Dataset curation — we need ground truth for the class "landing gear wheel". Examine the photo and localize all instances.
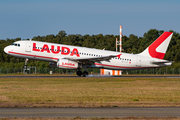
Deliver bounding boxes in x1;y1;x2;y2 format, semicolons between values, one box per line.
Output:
76;71;82;76
83;71;88;77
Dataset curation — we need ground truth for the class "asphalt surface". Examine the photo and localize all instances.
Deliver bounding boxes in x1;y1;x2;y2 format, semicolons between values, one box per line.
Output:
0;75;180;78
0;107;180;118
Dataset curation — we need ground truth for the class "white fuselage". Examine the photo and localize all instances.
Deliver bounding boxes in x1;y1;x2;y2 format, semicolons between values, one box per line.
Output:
4;40;171;70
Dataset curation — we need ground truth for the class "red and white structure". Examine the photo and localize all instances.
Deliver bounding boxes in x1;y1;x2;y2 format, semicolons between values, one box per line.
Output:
120;25;122;52
101;25;123;76
100;69;121;75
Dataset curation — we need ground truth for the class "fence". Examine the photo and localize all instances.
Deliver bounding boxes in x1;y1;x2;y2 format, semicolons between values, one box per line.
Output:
0;67;100;75
123;68;180;75
0;67;180;75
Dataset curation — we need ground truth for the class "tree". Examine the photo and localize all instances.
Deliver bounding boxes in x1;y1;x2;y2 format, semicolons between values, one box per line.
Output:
139;29;160;49
56;30;67;44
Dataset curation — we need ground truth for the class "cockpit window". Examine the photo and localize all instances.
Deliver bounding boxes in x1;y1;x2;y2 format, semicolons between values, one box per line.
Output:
11;43;20;47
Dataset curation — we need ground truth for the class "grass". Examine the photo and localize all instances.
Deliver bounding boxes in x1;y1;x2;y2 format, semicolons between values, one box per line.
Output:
0;77;180;107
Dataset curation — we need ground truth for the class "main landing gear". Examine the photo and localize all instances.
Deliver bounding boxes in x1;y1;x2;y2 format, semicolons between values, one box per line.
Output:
76;70;89;77
76;71;82;76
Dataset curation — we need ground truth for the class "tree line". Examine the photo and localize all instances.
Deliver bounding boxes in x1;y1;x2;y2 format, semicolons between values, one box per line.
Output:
0;29;180;69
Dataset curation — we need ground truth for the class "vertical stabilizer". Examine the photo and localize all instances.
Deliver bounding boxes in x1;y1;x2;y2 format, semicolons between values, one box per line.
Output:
138;32;173;59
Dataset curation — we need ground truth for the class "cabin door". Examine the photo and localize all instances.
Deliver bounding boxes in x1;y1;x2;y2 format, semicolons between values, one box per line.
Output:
26;42;31;52
136;56;141;67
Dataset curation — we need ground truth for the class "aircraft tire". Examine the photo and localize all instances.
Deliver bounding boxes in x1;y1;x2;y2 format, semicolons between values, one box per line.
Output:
83;71;88;77
76;71;82;76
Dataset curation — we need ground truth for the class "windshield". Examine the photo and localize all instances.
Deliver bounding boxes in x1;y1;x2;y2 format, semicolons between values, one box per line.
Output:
11;43;20;47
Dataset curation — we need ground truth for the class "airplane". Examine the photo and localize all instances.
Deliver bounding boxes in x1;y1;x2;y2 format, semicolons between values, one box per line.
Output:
4;31;173;77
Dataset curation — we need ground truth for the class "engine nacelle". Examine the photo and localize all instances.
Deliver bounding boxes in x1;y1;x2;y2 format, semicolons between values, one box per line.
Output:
49;59;80;69
49;62;57;68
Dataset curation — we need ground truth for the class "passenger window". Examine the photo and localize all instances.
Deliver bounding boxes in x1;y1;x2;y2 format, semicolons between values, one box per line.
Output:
18;44;20;47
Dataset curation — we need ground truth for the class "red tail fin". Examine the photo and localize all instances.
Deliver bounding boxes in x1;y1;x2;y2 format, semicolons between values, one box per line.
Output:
139;32;173;59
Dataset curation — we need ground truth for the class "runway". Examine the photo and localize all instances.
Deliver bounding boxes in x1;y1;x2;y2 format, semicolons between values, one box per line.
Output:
0;107;180;118
0;75;180;78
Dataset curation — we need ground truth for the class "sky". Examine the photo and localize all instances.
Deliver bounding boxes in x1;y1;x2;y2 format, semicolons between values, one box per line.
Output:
0;0;180;39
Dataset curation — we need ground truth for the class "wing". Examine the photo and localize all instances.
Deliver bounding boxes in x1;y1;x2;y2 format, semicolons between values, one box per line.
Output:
64;54;121;64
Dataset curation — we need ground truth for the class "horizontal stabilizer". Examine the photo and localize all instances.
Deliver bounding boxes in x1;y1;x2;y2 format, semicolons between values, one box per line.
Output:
150;60;173;65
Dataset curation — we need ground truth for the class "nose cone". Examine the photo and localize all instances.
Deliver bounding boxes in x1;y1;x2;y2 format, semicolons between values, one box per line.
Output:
4;46;9;54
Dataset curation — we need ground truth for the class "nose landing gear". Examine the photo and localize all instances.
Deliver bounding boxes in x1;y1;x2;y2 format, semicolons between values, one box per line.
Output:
23;58;29;74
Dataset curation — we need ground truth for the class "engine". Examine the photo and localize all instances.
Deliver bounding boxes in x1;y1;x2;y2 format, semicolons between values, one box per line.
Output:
49;59;80;69
49;62;57;68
